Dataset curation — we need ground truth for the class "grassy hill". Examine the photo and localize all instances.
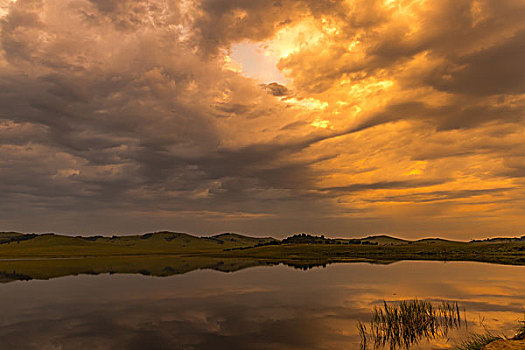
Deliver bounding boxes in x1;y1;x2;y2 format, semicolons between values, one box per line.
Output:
207;233;275;246
0;231;274;258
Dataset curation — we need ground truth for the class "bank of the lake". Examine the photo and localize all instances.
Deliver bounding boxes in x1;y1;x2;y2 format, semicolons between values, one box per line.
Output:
3;232;525;283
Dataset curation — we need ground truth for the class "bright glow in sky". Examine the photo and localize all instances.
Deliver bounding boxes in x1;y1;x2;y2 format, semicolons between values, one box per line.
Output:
230;41;288;84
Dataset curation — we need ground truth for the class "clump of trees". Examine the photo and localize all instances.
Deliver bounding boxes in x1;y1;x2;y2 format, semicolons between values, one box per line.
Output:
281;233;378;245
223;233;379;252
282;233;331;244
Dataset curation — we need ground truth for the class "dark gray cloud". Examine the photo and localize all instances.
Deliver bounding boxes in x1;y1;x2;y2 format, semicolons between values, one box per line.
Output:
427;29;525;96
320;179;450;193
262;82;290;97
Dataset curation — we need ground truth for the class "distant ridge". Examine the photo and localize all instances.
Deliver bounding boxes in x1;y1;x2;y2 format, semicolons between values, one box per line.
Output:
209;232;275;245
360;235;408;245
0;231;423;246
3;230;524;246
416;238;459;244
470;236;525;243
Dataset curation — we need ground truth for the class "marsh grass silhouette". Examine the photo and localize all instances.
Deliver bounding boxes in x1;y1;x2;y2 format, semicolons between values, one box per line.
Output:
358;299;464;349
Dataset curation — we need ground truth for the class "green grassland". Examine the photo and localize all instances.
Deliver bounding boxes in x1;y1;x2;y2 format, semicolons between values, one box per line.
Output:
1;231;525;283
214;239;525;266
0;231;275;258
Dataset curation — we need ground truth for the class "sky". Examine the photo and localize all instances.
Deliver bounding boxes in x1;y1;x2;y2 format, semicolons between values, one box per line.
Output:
0;0;524;239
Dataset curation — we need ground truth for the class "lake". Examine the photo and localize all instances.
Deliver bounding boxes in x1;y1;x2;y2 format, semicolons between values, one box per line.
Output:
0;261;524;349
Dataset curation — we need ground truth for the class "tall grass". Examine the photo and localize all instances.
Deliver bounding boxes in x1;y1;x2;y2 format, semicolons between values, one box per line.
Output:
456;313;525;349
358;299;464;350
456;333;500;350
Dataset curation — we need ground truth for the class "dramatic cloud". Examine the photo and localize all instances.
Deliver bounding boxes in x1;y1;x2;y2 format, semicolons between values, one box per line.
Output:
0;0;524;238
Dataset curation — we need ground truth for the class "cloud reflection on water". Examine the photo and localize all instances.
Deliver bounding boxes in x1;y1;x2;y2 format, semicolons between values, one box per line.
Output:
0;261;524;349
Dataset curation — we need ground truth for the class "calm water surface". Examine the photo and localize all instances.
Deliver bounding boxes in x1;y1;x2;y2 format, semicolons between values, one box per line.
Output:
0;261;524;349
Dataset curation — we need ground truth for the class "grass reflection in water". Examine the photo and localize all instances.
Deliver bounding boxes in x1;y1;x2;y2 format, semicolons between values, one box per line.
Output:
358;299;464;349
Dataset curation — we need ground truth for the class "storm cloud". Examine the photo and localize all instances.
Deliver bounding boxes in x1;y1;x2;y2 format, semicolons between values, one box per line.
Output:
0;0;524;238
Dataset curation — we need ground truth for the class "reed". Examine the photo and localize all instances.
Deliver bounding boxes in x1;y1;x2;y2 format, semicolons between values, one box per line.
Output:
358;299;464;349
